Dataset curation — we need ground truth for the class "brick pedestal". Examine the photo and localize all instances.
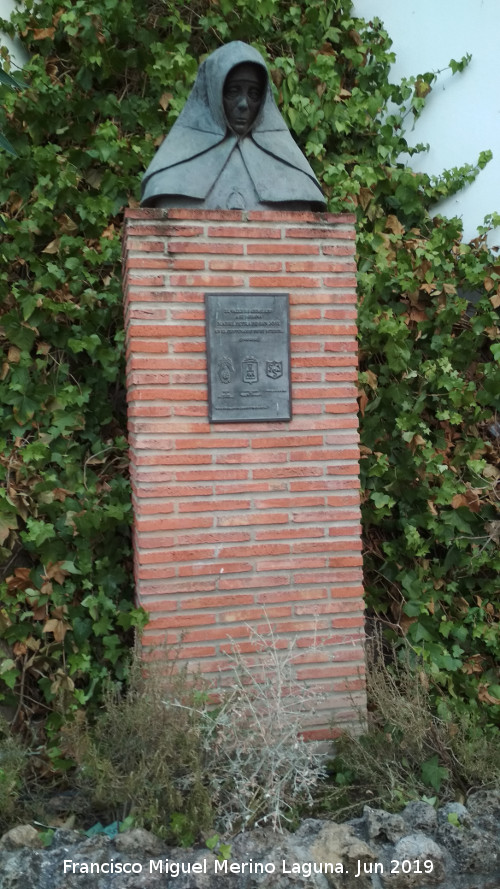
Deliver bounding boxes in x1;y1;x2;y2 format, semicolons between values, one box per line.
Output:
123;208;365;739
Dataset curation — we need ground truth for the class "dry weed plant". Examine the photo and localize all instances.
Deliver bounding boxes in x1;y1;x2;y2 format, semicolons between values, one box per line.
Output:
0;718;29;831
328;639;500;814
65;653;213;841
67;625;330;838
189;622;329;833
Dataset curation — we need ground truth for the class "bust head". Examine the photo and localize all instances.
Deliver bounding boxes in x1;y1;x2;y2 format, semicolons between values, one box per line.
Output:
223;62;265;136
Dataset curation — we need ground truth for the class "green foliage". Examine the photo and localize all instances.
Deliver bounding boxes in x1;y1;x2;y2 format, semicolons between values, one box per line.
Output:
0;0;498;750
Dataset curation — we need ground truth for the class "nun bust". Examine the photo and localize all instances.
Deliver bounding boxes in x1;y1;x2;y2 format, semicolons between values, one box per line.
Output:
141;41;326;211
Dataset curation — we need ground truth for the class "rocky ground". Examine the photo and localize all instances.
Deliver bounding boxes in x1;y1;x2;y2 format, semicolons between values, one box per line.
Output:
0;790;499;889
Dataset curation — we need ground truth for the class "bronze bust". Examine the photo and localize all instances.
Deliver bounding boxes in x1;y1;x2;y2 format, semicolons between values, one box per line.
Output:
141;41;326;211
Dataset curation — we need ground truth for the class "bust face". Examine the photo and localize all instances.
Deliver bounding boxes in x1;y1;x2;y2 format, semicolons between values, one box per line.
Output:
223;63;265;136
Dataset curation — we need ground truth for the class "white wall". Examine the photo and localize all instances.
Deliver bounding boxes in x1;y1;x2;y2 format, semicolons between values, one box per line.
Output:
0;0;28;68
354;0;500;246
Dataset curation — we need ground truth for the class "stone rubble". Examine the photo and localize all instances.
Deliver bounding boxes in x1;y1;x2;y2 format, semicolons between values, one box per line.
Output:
0;790;499;889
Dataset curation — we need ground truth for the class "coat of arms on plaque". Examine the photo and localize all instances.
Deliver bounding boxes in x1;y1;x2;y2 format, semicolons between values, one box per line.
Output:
218;357;234;384
242;357;258;383
266;360;283;379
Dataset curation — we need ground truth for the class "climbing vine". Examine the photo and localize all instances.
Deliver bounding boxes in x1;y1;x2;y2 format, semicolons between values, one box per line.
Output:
0;0;498;750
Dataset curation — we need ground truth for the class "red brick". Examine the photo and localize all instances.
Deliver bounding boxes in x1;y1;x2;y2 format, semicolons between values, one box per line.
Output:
250;434;323;450
127;324;200;339
133;453;211;466
323;276;357;287
170;308;205;320
291;323;357;336
126;341;169;354
165;208;243;221
143;580;216;596
208;225;281;239
171;258;206;270
217;512;288;527
178;561;252;577
220;605;291;624
174;436;248;450
128;223;205;237
219;542;290;559
127;274;165;286
176;468;249;481
246;242;320;255
169;240;244;254
126;257;171;269
214;481;270;495
252;465;323;479
218;574;289;591
293;569;363;585
137;516;213;532
143;644;217;660
147;613;217;629
130;387;206;401
138;566;177;580
285;260;355;273
256;556;326;572
169;274;245;287
256;587;327;604
249;275;320;288
209;259;282;272
175;531;250;546
180;594;255;610
130;240;165;253
322;244;356;256
179;499;251;513
285;227;352;239
255;527;324;542
247;210;317;222
127;309;168;322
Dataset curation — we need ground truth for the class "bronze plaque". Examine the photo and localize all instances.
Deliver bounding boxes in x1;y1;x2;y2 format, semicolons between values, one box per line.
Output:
205;293;291;422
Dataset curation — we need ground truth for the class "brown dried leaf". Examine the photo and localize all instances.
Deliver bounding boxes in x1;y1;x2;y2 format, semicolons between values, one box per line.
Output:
385;214;405;236
358;187;373;211
451;493;469;509
32;604;48;621
489;291;500;309
6;567;31;591
42;238;60;254
43;618;68;642
478;684;500;706
442;282;456;296
427;500;438;517
399;614;417;635
483;463;500;480
358;389;368;417
57;213;78;233
44;561;70;584
159;91;173;111
32;27;56;39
